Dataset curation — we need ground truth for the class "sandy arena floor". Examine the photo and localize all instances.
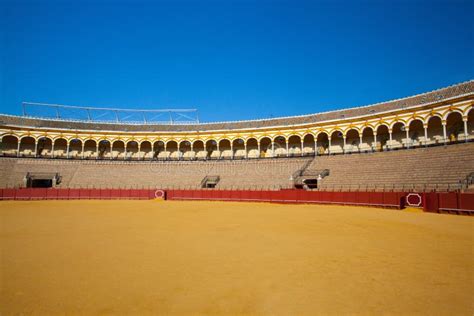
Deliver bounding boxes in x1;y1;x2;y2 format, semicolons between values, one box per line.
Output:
0;200;472;315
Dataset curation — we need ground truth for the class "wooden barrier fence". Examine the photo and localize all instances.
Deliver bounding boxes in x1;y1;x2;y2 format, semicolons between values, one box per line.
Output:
1;188;472;214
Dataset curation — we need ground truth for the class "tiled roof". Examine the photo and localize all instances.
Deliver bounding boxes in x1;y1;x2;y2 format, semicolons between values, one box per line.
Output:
0;80;472;132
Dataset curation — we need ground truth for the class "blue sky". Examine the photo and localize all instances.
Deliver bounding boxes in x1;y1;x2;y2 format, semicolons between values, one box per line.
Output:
1;0;472;122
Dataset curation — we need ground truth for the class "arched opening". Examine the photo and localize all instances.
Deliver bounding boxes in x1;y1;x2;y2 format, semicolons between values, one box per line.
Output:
446;111;464;142
98;140;111;159
260;137;272;158
427;116;443;145
345;129;360;153
232;138;245;159
1;135;19;156
126;141;139;160
37;137;53;157
53;138;68;158
154;141;165;159
246;138;259;158
302;134;315;156
316;133;329;155
179;141;192;160
140;141;152;160
219;139;232;159
408;120;425;147
360;127;374;152
467;108;474;141
83;140;97;159
193;140;205;160
288;135;302;156
376;125;390;151
112;140;125;160
206;140;219;159
330;130;344;154
167;141;179;160
273;136;286;157
19;136;36;157
391;122;406;149
69;139;82;159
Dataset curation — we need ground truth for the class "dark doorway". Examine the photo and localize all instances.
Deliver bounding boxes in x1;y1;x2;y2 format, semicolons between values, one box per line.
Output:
31;179;53;188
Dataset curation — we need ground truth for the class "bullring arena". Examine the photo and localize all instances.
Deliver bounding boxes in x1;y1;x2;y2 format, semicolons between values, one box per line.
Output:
1;81;474;315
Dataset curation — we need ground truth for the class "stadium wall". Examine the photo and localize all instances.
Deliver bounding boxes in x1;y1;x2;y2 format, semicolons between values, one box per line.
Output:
1;188;473;214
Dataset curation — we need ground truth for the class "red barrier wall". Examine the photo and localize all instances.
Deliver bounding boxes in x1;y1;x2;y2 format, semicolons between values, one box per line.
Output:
1;188;472;213
165;189;407;209
0;188;157;201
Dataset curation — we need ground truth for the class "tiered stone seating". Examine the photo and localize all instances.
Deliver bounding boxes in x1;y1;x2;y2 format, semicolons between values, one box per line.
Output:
1;143;472;191
307;142;474;191
0;157;311;190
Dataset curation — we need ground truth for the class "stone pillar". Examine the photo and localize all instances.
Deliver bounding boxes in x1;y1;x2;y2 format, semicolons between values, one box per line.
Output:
328;138;331;155
314;139;318;156
271;141;275;157
286;141;289;157
244;143;248;159
96;144;99;159
300;141;304;156
423;125;428;146
81;143;85;159
463;118;468;142
51;141;55;158
343;136;346;154
388;130;393;150
442;122;447;144
35;140;39;157
373;133;377;151
17;141;21;157
66;142;70;159
405;128;410;148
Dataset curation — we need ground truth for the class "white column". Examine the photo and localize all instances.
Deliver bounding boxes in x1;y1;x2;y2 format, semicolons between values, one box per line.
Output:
17;141;21;157
96;144;99;159
442;122;447;144
244;143;248;159
314;139;318;156
359;135;363;151
271;141;275;157
463;119;468;142
423;125;428;146
328;138;331;154
138;143;142;160
373;133;377;151
231;143;234;159
51;141;55;158
405;128;410;148
343;136;346;154
388;130;392;150
286;141;289;157
257;142;261;158
110;143;113;160
35;140;39;157
124;145;127;160
300;141;304;156
81;143;85;159
66;142;70;159
217;142;220;159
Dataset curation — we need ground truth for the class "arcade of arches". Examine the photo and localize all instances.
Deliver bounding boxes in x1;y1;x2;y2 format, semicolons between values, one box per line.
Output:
1;110;473;160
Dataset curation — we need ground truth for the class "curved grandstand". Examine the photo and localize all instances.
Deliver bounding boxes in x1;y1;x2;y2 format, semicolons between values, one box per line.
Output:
1;80;473;191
